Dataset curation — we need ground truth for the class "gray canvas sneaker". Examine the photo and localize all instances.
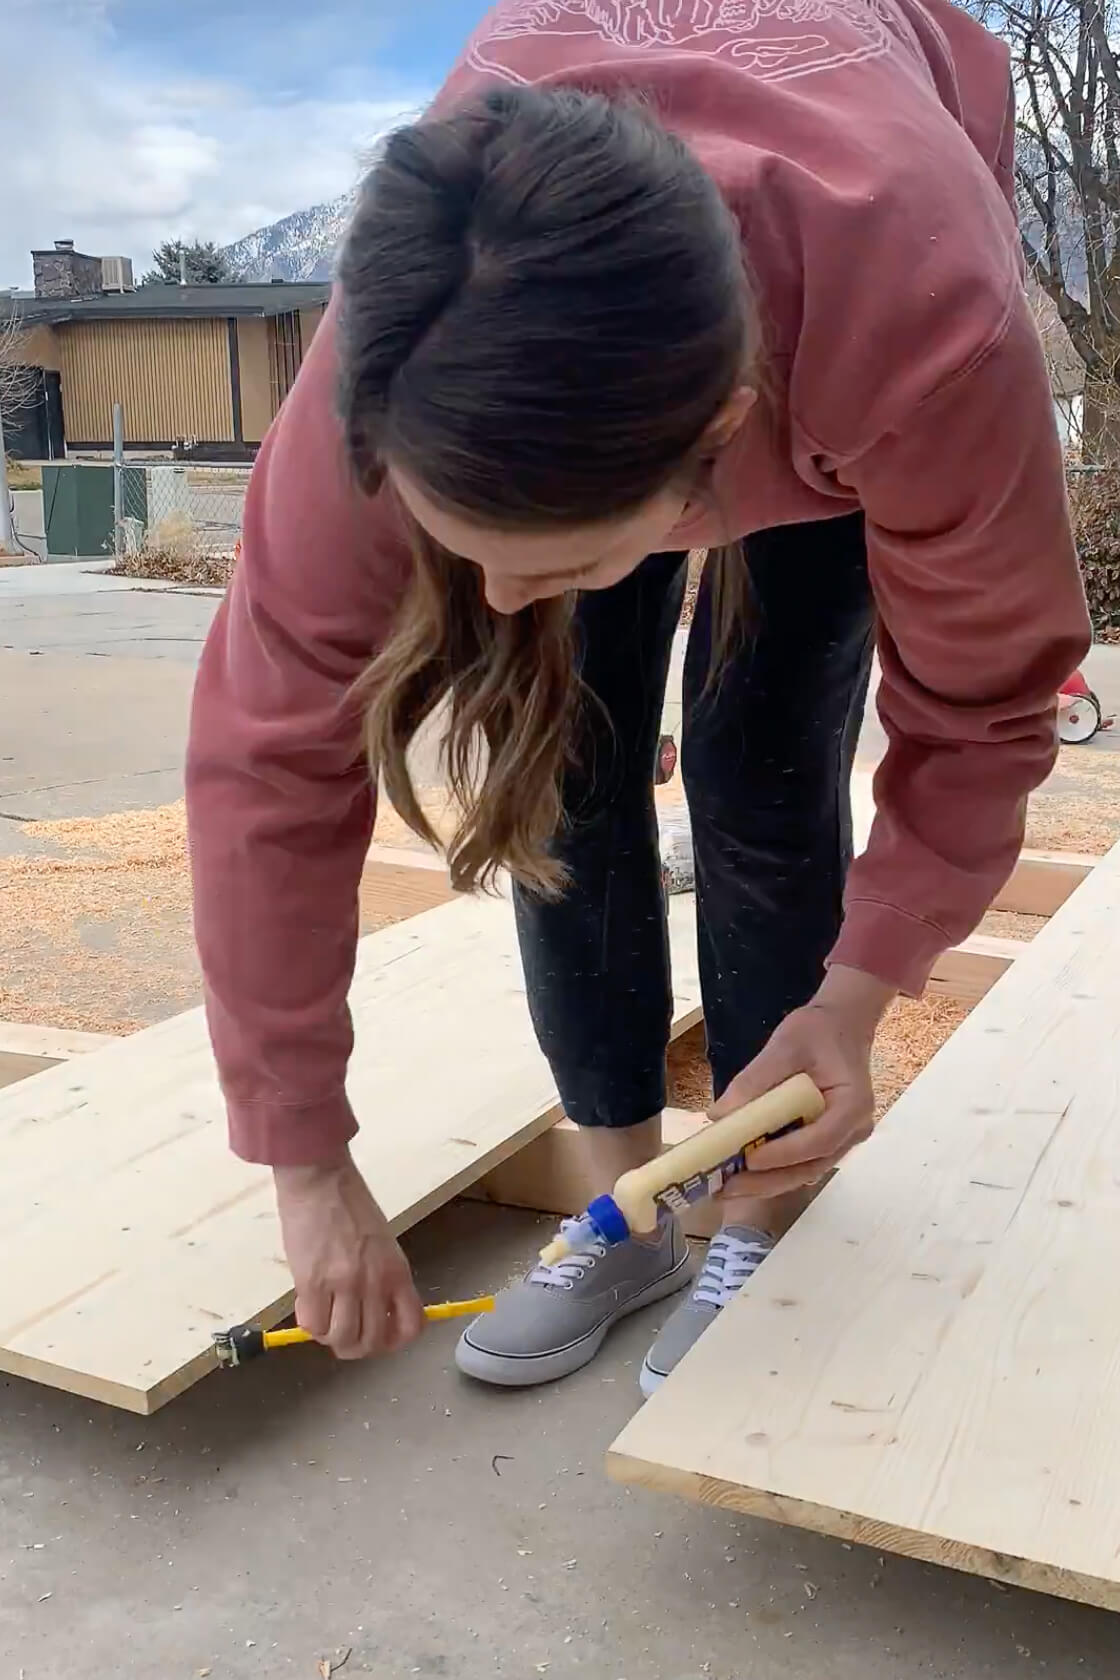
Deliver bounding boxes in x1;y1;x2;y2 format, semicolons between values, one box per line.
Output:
455;1214;693;1386
639;1225;774;1398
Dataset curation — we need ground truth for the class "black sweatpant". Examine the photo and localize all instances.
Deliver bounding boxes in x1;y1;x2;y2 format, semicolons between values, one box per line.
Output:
512;515;875;1129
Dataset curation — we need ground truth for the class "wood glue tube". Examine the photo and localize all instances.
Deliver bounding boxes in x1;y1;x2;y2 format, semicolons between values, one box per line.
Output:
537;1074;825;1265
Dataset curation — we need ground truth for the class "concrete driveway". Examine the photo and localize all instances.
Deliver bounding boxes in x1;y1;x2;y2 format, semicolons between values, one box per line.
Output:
3;566;1120;1679
5;564;1118;847
0;564;220;850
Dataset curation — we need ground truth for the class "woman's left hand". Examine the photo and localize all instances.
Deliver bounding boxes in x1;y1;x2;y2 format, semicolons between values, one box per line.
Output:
712;965;896;1198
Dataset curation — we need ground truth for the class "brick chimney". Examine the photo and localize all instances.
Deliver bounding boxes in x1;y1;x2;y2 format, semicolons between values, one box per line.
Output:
32;239;104;301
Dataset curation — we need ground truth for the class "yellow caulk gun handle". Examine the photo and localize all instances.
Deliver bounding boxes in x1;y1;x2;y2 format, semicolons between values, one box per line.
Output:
216;1297;495;1366
423;1296;495;1322
262;1296;492;1345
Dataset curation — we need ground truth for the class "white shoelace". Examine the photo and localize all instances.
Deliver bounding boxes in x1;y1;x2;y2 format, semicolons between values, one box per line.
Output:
693;1230;773;1309
529;1218;608;1290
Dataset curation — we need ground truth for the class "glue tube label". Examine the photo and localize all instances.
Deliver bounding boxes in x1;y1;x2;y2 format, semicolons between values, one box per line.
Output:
653;1120;803;1216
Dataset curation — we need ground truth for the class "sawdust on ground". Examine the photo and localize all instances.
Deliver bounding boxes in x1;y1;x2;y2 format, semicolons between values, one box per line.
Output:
0;801;454;1034
2;735;1117;1040
667;993;971;1121
978;908;1048;942
1023;741;1120;853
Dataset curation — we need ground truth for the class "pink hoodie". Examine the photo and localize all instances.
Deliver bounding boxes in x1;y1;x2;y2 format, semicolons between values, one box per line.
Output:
187;0;1090;1166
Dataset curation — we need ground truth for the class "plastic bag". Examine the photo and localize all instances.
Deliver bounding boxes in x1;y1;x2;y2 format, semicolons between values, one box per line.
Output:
658;806;694;895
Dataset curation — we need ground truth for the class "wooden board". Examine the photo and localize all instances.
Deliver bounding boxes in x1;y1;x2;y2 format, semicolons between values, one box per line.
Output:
358;856;456;922
925;933;1024;1003
0;1021;118;1059
991;851;1096;917
608;841;1120;1611
0;891;701;1414
0;1051;61;1090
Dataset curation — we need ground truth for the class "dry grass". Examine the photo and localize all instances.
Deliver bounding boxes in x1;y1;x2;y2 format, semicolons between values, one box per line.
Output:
109;546;234;589
5;459;41;491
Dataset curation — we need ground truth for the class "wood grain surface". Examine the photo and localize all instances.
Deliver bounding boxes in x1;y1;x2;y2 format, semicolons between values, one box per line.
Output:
608;842;1120;1610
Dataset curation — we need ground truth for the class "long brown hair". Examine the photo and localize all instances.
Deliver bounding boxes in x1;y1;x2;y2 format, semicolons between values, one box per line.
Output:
336;86;754;894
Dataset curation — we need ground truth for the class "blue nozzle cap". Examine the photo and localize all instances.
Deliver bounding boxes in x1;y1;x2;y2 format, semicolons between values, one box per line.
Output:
586;1193;631;1247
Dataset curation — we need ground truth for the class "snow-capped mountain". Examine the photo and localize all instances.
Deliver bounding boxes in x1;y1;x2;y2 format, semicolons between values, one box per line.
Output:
223;192;355;283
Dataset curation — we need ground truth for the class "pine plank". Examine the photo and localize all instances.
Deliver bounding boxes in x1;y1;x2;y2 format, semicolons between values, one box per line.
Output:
608;841;1120;1611
0;1051;61;1090
0;1021;119;1059
0;891;701;1414
991;851;1096;917
925;933;1025;1002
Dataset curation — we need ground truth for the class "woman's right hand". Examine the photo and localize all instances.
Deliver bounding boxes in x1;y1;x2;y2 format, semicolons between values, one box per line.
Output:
274;1153;427;1360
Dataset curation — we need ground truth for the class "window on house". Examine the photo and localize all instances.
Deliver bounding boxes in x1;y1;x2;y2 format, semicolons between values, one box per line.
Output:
267;311;303;411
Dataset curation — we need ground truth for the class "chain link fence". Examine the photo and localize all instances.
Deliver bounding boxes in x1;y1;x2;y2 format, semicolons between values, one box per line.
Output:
118;463;249;584
27;459;248;582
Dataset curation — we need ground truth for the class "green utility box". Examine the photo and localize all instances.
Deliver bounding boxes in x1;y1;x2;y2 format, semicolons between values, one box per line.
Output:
41;465;148;560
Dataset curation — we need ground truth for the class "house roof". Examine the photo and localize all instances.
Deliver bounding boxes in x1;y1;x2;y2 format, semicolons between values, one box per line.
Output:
3;282;331;326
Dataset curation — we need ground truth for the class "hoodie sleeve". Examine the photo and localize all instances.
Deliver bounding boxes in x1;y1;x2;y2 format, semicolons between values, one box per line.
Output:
828;290;1090;995
185;304;411;1166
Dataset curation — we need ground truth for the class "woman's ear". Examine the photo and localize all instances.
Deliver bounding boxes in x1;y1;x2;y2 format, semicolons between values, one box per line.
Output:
701;386;757;452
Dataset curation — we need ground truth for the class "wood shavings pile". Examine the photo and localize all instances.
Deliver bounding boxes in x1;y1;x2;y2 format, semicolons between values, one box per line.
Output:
0;803;195;1034
0;801;454;1034
979;908;1048;943
680;550;706;625
667;994;971;1121
869;994;971;1114
1024;795;1118;855
3;730;1114;1043
1023;742;1120;854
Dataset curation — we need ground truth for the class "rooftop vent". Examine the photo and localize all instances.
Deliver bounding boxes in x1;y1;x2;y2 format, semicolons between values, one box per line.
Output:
101;256;134;293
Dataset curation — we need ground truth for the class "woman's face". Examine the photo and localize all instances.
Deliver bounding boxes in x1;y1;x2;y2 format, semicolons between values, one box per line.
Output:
389;468;691;615
388;386;755;615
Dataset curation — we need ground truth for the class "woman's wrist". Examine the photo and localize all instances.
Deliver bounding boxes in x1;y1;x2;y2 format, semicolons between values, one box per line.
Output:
812;963;896;1041
273;1150;355;1190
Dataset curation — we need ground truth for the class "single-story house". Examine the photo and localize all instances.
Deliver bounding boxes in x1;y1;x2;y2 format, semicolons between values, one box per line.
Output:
1;241;330;459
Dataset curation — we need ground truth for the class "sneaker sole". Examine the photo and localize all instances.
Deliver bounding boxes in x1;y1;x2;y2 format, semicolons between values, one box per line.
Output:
638;1355;667;1400
454;1248;694;1388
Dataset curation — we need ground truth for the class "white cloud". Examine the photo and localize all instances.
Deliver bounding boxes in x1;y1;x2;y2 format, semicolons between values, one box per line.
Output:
0;1;431;284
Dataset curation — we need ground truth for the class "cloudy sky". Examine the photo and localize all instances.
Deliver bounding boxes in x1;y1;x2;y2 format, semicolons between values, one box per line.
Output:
2;0;481;286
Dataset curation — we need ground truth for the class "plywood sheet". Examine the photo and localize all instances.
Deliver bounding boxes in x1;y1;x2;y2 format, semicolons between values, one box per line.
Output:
609;842;1120;1610
0;891;701;1413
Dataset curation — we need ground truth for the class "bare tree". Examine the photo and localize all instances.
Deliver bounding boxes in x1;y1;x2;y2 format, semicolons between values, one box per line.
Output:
0;308;37;554
0;308;36;421
975;0;1120;458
